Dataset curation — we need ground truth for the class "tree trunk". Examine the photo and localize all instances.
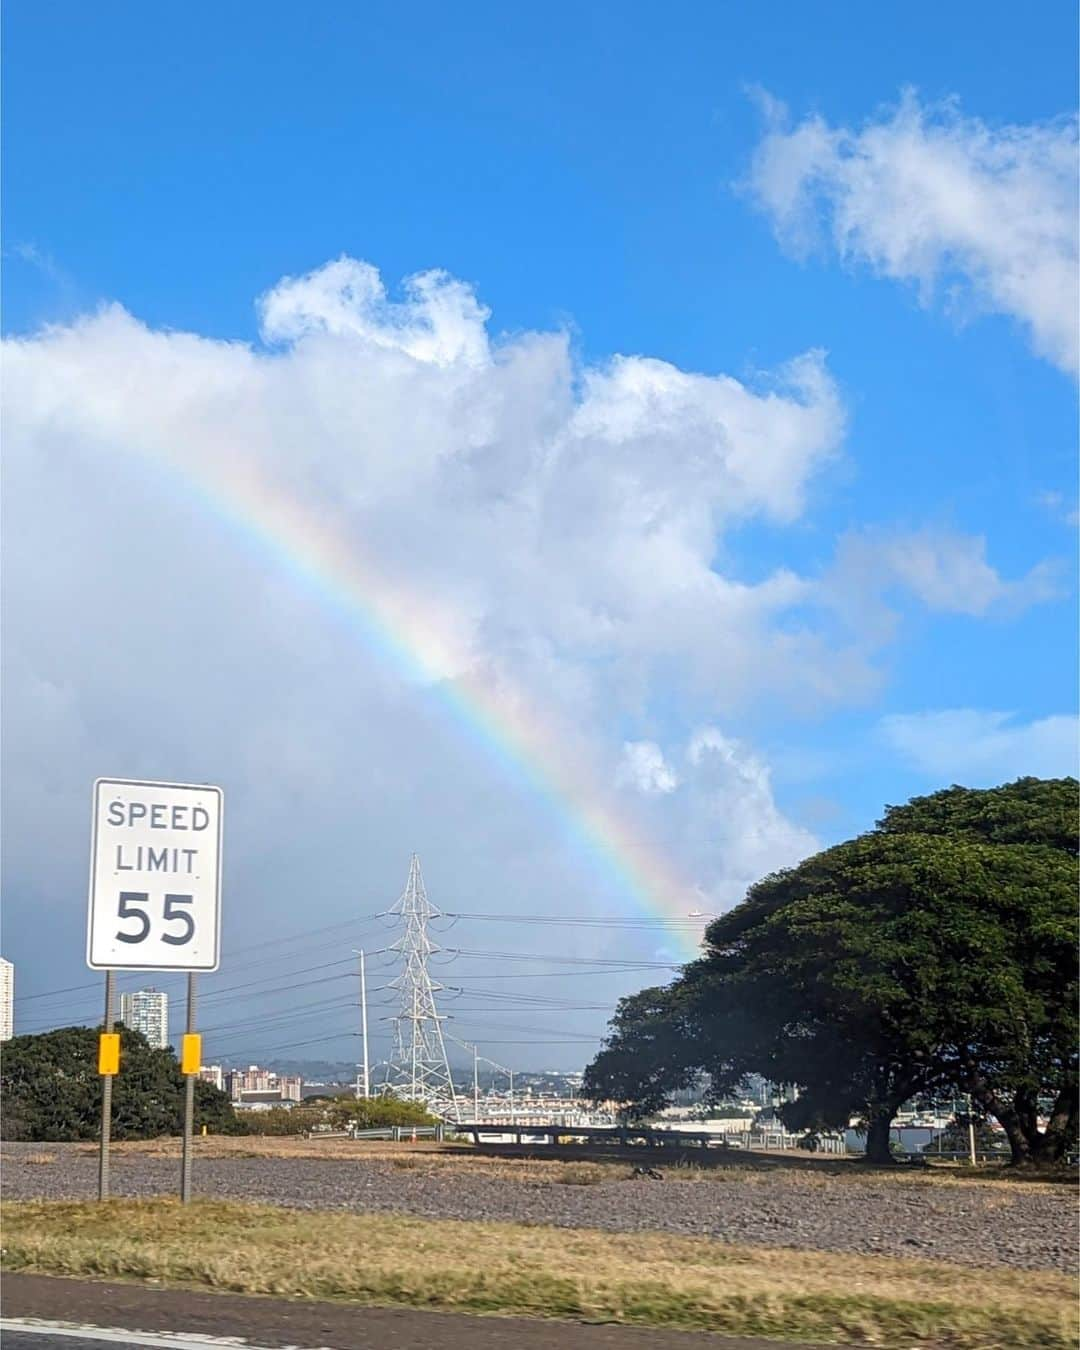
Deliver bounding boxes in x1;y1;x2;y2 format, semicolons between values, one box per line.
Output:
1026;1085;1076;1165
968;1080;1030;1165
960;1060;1026;1165
864;1109;896;1165
1015;1087;1041;1152
970;1080;1075;1167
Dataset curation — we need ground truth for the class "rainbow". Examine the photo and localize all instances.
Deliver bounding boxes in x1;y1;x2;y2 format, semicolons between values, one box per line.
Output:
165;447;704;961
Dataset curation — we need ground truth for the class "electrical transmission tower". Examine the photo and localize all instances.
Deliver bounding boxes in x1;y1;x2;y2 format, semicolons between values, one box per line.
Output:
382;855;459;1119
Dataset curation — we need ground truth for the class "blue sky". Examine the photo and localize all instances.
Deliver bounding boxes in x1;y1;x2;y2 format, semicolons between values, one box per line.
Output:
3;2;1076;1066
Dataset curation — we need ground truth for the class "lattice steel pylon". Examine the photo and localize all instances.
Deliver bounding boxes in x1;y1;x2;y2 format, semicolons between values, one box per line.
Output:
381;855;460;1119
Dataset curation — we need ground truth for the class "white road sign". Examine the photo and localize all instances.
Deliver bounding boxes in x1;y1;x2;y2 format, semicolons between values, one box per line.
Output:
87;778;223;971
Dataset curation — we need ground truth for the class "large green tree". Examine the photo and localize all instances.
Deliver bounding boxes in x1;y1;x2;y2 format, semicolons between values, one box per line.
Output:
875;778;1078;1163
1;1025;241;1141
585;778;1078;1166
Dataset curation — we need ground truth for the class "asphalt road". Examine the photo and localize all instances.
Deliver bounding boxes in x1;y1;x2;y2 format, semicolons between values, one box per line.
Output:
2;1276;831;1350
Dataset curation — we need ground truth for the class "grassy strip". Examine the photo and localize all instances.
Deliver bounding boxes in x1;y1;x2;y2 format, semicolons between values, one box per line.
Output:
2;1199;1076;1347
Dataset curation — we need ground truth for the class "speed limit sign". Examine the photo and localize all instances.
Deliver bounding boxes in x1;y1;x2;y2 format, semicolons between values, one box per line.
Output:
87;778;223;971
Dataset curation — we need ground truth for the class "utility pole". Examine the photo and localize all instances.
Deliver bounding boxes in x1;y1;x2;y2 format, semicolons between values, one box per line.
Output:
411;979;419;1100
355;950;370;1099
383;855;458;1119
473;1043;479;1121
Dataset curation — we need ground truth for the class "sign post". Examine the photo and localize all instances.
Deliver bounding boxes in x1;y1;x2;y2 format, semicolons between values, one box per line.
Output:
98;970;117;1200
88;778;223;1203
180;973;198;1203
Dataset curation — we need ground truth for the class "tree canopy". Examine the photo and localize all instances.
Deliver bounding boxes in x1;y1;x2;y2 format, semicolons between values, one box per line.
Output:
585;777;1078;1165
876;776;1078;853
252;1093;438;1135
1;1025;241;1141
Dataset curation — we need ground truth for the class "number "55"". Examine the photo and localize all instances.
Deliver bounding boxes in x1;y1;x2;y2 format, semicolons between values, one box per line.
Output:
117;892;195;945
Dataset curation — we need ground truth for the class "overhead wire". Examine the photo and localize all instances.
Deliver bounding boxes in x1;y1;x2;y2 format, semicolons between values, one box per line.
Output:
13;913;395;1007
16;903;680;1060
443;910;702;928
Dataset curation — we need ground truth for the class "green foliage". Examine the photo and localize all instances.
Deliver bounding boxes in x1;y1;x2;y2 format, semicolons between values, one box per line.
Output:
1;1025;242;1141
583;985;700;1118
585;778;1079;1166
237;1093;438;1136
242;1106;323;1135
877;777;1078;853
327;1095;438;1130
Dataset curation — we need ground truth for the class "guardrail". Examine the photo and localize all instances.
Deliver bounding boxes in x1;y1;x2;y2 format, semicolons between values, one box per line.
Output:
894;1148;1009;1163
298;1122;1048;1164
347;1125;450;1141
452;1123;847;1154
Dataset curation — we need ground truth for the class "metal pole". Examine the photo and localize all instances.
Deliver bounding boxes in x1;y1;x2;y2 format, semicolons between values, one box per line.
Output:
98;970;116;1201
181;973;197;1203
360;950;369;1099
410;982;418;1101
473;1043;479;1121
965;1093;976;1166
509;1069;514;1123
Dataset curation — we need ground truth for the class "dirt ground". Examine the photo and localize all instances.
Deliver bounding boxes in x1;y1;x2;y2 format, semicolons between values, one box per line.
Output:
4;1138;1075;1272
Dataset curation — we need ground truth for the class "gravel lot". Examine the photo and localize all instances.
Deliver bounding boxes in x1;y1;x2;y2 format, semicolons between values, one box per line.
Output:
3;1141;1075;1274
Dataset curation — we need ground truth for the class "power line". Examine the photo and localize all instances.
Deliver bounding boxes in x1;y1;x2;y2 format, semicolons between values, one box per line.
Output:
444;946;680;968
443;911;702;928
13;915;395;1005
450;967;667;979
466;1039;603;1046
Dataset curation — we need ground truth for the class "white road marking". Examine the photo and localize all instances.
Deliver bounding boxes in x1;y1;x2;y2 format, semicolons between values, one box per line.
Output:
0;1320;331;1350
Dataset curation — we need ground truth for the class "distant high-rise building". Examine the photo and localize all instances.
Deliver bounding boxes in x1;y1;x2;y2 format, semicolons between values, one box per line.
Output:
120;988;169;1049
225;1064;303;1103
0;958;13;1041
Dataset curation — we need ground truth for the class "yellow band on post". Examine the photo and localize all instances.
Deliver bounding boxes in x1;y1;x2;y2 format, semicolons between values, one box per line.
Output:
181;1033;202;1076
98;1033;120;1076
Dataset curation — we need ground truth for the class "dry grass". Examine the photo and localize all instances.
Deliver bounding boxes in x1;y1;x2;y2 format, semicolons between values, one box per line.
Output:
18;1154;57;1167
53;1135;1074;1192
2;1198;1075;1348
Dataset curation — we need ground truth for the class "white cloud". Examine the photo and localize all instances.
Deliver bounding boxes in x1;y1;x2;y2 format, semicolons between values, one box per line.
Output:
681;729;818;900
259;256;492;366
617;742;679;795
747;90;1079;375
880;710;1078;783
832;527;1059;618
3;261;856;723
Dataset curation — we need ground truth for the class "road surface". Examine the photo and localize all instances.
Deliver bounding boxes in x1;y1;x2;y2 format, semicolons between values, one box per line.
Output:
2;1275;830;1349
